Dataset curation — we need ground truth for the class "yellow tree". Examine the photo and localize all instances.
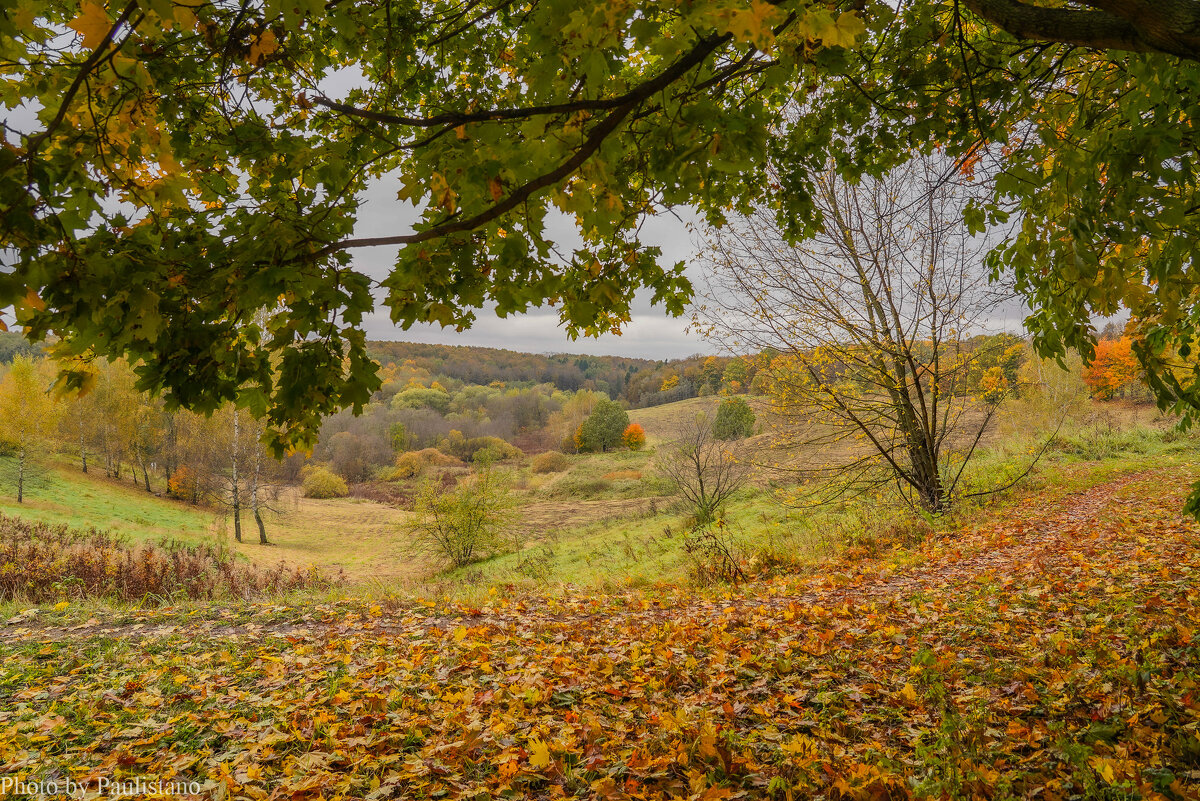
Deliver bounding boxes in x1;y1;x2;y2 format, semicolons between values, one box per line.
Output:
0;357;61;502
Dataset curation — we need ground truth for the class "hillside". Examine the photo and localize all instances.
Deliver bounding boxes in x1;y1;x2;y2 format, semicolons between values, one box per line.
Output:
6;467;1199;798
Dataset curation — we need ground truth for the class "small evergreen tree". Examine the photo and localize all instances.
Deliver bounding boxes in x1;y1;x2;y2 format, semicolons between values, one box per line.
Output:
712;397;755;440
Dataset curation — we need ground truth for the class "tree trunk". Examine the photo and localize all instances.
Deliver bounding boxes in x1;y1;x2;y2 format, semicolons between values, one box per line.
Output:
135;446;152;492
232;408;242;543
251;443;268;544
78;410;87;474
16;447;25;504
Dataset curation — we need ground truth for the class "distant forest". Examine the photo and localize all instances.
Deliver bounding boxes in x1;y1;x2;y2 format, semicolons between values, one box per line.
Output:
365;341;739;408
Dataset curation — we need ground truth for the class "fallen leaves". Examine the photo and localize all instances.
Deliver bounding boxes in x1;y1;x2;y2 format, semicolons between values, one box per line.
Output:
2;469;1200;798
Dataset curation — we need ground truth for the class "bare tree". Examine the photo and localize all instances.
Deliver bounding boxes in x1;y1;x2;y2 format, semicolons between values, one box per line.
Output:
657;413;750;524
696;155;1012;513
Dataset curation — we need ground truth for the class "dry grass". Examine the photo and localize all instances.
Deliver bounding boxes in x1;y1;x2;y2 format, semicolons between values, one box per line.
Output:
240;489;417;583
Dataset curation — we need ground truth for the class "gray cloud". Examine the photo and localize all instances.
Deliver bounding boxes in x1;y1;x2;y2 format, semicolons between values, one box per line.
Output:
348;174;711;359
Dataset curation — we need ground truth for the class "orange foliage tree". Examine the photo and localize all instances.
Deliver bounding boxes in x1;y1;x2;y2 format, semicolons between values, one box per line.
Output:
1083;337;1141;399
622;423;646;451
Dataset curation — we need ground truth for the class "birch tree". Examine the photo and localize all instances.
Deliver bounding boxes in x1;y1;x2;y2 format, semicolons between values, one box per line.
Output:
0;357;61;502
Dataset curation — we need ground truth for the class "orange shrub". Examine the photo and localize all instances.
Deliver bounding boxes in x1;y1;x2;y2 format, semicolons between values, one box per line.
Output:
167;466;195;500
623;423;646;450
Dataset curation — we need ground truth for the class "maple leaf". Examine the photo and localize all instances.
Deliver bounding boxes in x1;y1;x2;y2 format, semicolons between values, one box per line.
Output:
723;1;785;51
248;30;279;65
68;1;112;51
528;739;552;769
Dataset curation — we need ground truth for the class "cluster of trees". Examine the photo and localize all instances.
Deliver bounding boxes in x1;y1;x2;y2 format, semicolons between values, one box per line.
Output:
0;357;277;544
6;0;1200;517
1083;335;1147;401
368;342;757;411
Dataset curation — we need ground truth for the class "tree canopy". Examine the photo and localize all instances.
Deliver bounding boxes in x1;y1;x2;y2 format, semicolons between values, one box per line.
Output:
1;0;863;450
780;0;1200;438
6;0;1200;469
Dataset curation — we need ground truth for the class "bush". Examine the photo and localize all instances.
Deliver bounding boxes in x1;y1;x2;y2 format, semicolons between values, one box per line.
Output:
577;398;630;452
712;396;755;440
302;467;349;498
623;423;646;450
469;436;523;463
393;452;425;479
0;515;337;603
531;452;570;473
409;467;516;567
166;466;196;500
683;519;747;586
387;448;463;481
439;431;523;462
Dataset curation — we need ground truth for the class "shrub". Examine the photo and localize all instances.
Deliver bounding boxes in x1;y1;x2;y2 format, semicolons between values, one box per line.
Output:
683;519;747;586
302;467;349;498
712;396;755;440
578;398;630;452
409;466;516;567
0;515;337;603
387;448;463;481
531;452;570;473
166;466;195;500
469;436;523;463
622;423;646;450
393;452;425;479
439;431;523;463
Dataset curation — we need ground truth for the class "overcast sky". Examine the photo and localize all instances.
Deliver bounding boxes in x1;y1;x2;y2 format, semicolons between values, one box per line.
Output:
349;173;714;360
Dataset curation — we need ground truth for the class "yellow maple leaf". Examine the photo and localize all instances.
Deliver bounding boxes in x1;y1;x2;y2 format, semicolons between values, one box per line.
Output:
68;2;112;51
431;172;458;214
528;739;552;769
724;0;784;51
248;29;279;65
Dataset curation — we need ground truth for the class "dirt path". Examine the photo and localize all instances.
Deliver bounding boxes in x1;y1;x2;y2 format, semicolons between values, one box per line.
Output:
6;469;1186;645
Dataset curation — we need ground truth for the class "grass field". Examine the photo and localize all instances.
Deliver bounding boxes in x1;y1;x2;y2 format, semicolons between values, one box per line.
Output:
0;398;1193;599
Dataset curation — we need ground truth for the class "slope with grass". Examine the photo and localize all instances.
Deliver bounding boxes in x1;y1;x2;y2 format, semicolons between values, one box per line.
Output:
0;460;417;586
4;466;1199;799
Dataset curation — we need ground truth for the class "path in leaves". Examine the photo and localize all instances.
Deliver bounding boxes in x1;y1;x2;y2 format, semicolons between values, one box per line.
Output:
3;468;1200;799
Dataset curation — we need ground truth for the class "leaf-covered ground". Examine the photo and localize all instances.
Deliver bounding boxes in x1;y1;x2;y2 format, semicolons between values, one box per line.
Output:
3;468;1200;800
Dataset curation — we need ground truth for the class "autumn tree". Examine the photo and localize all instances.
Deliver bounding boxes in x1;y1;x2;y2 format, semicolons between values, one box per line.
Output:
658;413;750;525
578;399;630;453
777;0;1200;491
1083;337;1142;400
698;156;1011;514
622;423;647;451
1;1;861;450
0;357;60;502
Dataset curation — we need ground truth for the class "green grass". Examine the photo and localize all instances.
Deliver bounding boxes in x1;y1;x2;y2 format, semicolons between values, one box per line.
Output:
1;399;1192;603
0;457;218;545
